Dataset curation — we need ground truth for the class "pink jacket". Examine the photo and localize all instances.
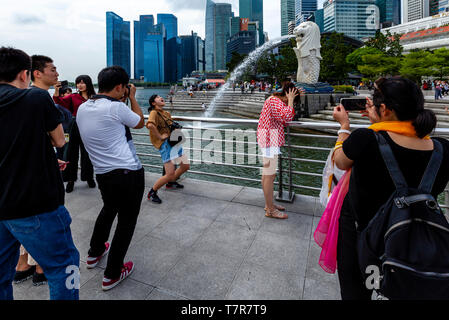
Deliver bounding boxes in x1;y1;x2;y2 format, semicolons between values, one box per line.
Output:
257;96;295;148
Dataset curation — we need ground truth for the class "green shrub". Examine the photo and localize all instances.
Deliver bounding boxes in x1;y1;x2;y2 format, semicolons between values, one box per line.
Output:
332;85;354;93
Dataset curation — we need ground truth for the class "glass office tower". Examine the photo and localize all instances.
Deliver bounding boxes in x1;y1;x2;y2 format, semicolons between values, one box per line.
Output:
239;0;264;45
295;0;318;25
157;14;178;40
134;15;154;80
143;25;165;83
205;0;215;71
106;11;131;77
281;0;296;36
157;14;178;83
323;0;379;41
215;3;233;70
376;0;401;27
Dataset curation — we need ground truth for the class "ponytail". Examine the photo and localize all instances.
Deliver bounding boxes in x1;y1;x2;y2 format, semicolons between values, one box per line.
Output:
412;109;437;138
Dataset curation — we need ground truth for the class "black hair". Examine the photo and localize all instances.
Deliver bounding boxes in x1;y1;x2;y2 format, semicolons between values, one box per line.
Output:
373;76;436;138
0;47;31;83
148;94;158;112
97;66;129;93
31;55;53;81
75;75;96;98
273;80;297;98
60;87;72;97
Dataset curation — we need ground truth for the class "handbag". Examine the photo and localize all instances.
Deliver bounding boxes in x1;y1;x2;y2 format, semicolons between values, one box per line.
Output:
158;112;185;147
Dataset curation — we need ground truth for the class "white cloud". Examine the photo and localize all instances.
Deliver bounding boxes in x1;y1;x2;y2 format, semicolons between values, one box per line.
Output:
1;0;282;81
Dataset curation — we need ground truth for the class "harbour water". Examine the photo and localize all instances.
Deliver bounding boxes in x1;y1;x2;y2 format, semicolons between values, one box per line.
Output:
132;88;333;197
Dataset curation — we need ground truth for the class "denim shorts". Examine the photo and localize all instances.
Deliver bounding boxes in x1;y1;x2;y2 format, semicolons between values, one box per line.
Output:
159;140;184;163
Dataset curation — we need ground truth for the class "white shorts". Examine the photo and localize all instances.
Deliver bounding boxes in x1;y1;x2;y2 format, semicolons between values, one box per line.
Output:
260;147;281;159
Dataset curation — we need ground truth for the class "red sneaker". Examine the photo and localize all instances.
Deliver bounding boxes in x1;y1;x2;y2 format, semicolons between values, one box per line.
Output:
102;261;134;291
86;242;110;269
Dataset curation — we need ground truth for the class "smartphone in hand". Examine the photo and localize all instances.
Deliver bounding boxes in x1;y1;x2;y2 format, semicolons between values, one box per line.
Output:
340;98;367;111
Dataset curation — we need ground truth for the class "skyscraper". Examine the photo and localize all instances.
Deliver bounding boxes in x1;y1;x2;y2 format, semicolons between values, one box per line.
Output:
281;0;296;36
402;0;430;23
215;3;233;70
323;0;379;40
205;0;215;71
295;0;318;26
205;0;233;71
239;0;264;45
157;14;178;40
143;24;165;83
106;12;131;76
180;32;206;78
134;15;154;80
158;14;179;83
376;0;401;27
430;0;449;14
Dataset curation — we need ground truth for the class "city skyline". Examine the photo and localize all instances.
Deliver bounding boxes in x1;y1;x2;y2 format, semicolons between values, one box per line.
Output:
0;0;294;82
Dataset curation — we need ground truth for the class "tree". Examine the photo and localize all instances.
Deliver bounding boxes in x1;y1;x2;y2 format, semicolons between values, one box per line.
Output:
365;30;403;57
226;52;247;73
399;50;433;84
256;40;297;82
429;48;449;80
357;54;402;82
346;47;384;70
319;32;353;84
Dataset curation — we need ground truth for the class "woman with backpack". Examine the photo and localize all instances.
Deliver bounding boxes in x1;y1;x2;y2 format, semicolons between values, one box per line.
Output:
331;77;449;300
146;94;190;204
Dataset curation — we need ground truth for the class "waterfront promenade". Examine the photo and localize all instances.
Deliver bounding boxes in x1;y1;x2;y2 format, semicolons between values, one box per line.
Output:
12;172;340;300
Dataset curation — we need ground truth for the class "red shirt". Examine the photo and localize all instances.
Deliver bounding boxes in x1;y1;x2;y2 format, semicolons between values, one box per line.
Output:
53;93;87;117
257;96;295;148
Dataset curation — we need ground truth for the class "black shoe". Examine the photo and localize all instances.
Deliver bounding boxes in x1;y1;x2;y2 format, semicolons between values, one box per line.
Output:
13;265;36;284
166;181;184;189
66;181;74;193
147;188;162;204
87;179;96;188
32;272;47;286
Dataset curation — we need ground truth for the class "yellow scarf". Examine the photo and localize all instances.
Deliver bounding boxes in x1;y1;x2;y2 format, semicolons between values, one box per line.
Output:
368;121;430;140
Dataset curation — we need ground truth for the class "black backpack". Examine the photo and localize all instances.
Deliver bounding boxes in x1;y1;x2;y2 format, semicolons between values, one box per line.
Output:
357;132;449;300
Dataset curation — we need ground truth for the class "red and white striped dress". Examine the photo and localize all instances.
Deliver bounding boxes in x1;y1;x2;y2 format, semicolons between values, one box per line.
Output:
257;96;295;154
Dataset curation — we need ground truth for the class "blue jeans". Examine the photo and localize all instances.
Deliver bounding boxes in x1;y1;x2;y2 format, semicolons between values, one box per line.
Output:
159;140;184;163
0;206;80;300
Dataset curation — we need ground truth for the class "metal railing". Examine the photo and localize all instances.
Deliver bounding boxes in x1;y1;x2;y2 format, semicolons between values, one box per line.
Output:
134;116;449;211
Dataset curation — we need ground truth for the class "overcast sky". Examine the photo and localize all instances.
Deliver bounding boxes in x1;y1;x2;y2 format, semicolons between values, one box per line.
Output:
1;0;325;81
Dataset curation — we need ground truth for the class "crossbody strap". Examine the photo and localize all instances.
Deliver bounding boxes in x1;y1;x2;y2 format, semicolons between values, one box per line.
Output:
157;111;173;131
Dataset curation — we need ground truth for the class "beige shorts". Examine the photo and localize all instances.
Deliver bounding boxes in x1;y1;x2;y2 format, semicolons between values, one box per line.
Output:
261;155;279;176
19;245;37;266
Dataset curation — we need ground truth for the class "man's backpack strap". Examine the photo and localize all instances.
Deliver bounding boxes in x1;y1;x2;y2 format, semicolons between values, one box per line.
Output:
418;139;443;193
375;132;408;194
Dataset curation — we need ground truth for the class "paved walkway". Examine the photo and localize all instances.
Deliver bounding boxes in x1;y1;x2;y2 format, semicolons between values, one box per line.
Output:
12;173;341;300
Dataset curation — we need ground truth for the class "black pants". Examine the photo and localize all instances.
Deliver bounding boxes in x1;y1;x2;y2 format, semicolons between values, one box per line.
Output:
336;212;372;300
88;168;145;279
63;121;94;182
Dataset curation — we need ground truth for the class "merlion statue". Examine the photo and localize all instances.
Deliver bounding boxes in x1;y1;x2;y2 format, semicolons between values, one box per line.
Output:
293;21;322;84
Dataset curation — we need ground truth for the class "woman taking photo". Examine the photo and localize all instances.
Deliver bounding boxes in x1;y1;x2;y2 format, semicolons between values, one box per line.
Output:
53;75;96;193
257;81;299;219
146;94;190;204
332;77;449;300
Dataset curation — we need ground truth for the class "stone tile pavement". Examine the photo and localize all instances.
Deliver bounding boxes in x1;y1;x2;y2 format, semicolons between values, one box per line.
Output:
12;172;341;300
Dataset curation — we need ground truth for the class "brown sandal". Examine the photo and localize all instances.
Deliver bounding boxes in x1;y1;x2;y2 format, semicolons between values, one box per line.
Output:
264;205;286;211
265;208;288;219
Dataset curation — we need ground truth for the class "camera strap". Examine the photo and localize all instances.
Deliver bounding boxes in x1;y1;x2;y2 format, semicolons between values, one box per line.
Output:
157;111;175;131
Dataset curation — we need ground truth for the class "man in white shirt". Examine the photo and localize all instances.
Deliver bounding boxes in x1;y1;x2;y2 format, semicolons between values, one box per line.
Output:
76;66;145;291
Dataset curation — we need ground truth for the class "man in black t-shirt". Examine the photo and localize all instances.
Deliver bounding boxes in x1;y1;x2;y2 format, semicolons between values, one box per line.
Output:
0;47;79;300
